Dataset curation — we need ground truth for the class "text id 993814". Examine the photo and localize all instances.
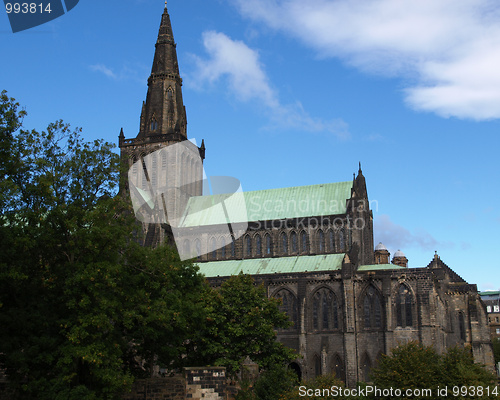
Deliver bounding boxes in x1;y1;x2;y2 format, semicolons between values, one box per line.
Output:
5;3;52;14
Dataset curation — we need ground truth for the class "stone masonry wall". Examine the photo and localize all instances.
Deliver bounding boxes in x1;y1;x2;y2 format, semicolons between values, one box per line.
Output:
185;367;226;400
122;376;186;400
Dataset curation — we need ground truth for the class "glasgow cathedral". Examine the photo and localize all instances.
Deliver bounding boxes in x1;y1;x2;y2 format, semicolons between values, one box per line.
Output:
118;4;495;386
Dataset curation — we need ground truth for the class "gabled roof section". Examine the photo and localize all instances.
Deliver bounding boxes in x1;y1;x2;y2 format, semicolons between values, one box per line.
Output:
197;253;345;278
180;181;353;227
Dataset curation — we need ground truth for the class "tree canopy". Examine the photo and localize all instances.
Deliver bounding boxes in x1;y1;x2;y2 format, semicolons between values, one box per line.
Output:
371;342;497;400
186;273;296;376
0;91;296;399
0;92;207;399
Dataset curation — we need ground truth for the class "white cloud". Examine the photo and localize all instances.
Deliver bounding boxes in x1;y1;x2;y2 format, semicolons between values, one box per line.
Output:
374;214;451;254
189;30;349;138
229;0;500;120
89;64;118;79
89;63;145;83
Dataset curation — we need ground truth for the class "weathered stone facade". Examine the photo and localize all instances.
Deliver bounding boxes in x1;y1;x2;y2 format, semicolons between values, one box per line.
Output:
119;4;495;388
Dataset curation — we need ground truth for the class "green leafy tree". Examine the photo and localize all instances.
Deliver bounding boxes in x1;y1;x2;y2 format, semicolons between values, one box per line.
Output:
188;273;296;376
235;364;298;400
371;342;442;398
492;338;500;364
371;342;497;400
0;93;206;399
0;90;26;211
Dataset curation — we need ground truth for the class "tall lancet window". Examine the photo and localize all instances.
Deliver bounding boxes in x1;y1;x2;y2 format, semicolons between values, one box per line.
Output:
166;87;175;127
220;237;226;259
301;231;308;253
328;229;335;252
364;285;383;329
291;231;298;253
396;284;413;327
281;232;288;255
255;234;262;257
339;228;346;252
274;289;298;330
150;118;158;131
312;288;339;330
265;234;272;256
318;230;325;253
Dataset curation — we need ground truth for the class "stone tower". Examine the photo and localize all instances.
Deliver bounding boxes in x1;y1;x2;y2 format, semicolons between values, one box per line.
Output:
346;164;374;265
119;4;205;246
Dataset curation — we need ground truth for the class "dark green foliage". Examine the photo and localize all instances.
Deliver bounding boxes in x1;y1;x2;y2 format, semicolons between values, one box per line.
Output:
492;338;500;364
371;342;497;400
235;364;299;400
0;93;206;399
252;364;298;400
187;273;296;376
371;342;442;398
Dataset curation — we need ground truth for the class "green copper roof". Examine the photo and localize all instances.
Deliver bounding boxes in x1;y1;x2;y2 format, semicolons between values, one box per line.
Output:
197;253;346;278
180;181;353;227
357;264;407;271
479;291;500;297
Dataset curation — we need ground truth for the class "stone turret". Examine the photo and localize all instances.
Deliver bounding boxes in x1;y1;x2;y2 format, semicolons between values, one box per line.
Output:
374;242;390;264
392;249;408;268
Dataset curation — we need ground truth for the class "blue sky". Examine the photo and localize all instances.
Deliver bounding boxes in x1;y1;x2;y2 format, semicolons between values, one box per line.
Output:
1;0;499;291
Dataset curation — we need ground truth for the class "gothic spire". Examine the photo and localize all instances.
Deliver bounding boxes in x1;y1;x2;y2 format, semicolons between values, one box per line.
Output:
151;3;179;76
137;4;187;140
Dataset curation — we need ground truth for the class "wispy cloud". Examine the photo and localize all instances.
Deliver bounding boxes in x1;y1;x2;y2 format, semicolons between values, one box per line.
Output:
229;0;500;120
374;214;452;254
188;30;349;139
89;64;118;79
89;63;146;83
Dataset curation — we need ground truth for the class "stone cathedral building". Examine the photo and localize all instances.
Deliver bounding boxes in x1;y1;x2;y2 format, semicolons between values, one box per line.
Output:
119;5;495;386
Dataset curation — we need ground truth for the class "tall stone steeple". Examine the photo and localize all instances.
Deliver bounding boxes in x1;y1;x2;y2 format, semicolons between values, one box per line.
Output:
137;2;187;141
119;4;205;247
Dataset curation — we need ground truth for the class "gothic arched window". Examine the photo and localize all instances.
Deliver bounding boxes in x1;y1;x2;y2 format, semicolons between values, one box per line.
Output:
220;237;226;259
333;355;344;382
245;235;252;257
318;230;325;253
312;288;339;330
291;231;298;253
166;87;173;99
364;285;382;329
362;354;372;382
195;239;202;260
274;289;298;330
255;234;262;257
339;228;346;251
230;240;235;258
396;284;413;327
281;232;288;255
150;119;158;131
301;231;308;253
328;229;335;252
265;234;272;256
210;237;217;260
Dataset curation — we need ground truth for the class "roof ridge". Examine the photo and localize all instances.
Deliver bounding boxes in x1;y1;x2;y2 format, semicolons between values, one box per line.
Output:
193;180;353;199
